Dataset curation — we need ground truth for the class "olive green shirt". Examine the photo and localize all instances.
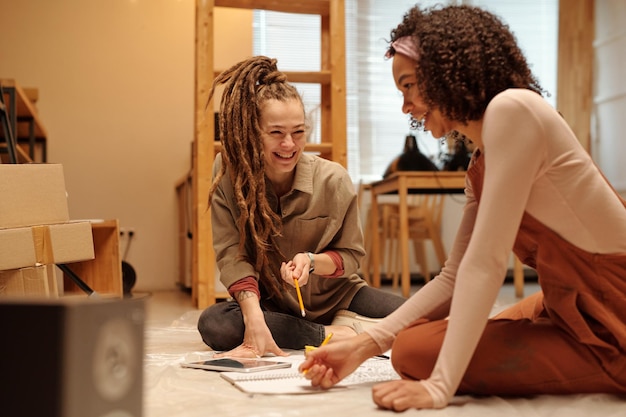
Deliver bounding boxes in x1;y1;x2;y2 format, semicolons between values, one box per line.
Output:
211;153;367;323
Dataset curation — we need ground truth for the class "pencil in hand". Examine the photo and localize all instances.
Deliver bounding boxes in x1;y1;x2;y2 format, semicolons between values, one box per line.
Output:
294;277;306;317
303;332;334;367
320;332;333;346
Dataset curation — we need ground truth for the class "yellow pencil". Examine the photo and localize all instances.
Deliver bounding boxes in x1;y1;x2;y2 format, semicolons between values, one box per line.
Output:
320;332;333;346
294;277;306;317
302;333;334;374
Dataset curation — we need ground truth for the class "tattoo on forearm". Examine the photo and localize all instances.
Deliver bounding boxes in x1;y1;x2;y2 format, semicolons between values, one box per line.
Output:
236;290;255;303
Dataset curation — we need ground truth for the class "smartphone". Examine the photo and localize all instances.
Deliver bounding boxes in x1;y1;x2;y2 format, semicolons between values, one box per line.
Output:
181;358;292;373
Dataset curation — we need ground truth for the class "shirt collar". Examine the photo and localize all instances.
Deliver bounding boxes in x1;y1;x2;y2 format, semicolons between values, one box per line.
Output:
290;153;314;195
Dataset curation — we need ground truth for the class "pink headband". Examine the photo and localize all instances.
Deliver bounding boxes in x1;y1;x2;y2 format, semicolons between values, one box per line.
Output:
387;36;419;61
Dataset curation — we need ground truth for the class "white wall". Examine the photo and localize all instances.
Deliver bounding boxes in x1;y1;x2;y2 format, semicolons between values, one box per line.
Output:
593;0;626;193
427;0;626;273
1;1;252;291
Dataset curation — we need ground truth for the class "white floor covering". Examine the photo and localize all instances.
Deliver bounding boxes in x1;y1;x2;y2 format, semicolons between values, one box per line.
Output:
141;285;626;417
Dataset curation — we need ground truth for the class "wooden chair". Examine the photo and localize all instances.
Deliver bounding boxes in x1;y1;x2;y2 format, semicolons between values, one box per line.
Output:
386;194;447;293
359;179;447;294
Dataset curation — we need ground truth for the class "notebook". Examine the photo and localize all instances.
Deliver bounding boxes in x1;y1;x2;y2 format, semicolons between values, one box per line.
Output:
220;357;400;395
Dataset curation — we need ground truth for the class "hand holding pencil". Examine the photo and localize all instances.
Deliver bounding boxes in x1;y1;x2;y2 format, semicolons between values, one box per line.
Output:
280;254;315;318
294;276;306;317
300;333;372;388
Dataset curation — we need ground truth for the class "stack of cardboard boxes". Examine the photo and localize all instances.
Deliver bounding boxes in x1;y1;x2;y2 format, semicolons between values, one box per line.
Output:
0;164;95;297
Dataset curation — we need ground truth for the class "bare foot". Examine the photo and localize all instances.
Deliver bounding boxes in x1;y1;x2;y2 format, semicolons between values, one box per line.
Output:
324;324;357;342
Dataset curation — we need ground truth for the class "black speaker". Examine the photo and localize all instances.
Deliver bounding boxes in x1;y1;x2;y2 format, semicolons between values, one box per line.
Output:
0;296;145;417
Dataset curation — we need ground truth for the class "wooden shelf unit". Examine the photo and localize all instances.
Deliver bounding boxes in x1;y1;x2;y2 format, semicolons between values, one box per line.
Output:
63;220;123;297
191;0;347;308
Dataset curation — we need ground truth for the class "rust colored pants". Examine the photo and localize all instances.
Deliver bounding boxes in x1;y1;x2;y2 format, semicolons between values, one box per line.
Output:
391;292;626;396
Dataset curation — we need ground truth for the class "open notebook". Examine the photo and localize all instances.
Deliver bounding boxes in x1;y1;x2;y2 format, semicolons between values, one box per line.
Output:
220;356;400;395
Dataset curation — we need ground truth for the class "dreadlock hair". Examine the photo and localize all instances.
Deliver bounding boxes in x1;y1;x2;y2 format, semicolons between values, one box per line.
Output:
387;4;546;124
206;56;305;299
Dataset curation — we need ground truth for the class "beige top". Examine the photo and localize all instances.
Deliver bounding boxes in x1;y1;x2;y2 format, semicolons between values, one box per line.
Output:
367;89;626;407
211;152;367;323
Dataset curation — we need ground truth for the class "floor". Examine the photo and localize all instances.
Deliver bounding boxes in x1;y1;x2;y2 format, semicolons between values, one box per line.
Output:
140;282;626;417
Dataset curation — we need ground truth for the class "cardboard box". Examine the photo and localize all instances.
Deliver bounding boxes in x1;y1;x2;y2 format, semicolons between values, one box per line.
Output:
34;221;95;265
0;164;70;229
0;264;57;297
0;227;37;270
0;221;95;271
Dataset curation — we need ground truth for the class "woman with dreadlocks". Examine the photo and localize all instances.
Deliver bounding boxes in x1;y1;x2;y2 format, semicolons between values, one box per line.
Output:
300;4;626;411
197;56;405;359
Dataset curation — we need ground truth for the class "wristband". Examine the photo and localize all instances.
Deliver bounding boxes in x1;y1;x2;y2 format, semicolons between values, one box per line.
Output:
307;252;315;273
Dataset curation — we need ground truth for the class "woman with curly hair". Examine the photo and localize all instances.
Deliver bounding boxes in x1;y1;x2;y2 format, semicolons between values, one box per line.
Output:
196;56;405;358
301;4;626;410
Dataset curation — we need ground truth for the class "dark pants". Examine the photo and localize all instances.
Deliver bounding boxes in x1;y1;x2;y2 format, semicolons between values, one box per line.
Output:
197;286;405;351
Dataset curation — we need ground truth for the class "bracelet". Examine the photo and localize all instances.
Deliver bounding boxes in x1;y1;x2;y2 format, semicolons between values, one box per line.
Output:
307;252;315;274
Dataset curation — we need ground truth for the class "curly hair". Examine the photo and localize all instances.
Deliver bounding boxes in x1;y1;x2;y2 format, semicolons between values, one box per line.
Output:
387;4;545;124
206;56;304;299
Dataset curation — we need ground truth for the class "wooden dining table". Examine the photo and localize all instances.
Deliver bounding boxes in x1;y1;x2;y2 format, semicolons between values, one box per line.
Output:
367;171;525;298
